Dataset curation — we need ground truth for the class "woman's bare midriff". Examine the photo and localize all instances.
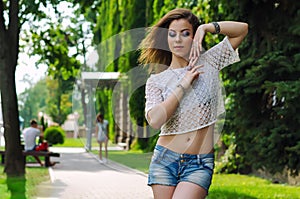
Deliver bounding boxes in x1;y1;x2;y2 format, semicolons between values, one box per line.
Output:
156;125;214;154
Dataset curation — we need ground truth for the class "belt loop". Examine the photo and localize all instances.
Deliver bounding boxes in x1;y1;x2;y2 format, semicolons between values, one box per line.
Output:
161;148;167;159
197;154;201;165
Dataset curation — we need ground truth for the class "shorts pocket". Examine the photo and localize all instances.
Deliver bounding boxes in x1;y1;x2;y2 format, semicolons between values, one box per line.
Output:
202;157;214;172
151;149;163;163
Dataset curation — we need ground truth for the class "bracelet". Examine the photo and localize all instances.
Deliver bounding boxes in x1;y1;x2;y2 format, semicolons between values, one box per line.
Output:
176;84;186;94
211;22;220;34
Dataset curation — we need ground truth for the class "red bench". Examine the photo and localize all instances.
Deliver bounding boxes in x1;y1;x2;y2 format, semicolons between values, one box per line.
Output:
0;150;60;167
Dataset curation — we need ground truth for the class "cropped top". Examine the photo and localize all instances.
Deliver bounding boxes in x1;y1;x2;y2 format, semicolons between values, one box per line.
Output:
145;37;240;136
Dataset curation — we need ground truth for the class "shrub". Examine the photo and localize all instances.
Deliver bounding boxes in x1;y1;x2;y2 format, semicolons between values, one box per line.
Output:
44;126;65;145
215;134;242;174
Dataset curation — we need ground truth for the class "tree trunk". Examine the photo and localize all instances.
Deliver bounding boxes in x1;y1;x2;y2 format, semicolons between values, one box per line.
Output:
0;0;25;176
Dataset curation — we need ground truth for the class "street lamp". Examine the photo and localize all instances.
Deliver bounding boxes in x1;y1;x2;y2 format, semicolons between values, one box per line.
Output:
73;112;79;139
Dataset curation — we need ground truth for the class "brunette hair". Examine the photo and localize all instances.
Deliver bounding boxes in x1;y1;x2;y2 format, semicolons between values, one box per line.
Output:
30;119;38;126
138;8;200;74
96;113;104;122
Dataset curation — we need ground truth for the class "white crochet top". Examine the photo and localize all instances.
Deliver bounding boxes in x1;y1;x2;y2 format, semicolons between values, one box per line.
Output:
145;37;240;136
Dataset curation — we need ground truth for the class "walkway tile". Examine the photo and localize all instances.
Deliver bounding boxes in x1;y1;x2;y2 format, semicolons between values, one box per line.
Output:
36;148;153;199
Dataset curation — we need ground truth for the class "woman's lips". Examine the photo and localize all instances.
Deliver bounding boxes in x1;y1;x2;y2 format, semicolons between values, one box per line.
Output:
173;46;184;49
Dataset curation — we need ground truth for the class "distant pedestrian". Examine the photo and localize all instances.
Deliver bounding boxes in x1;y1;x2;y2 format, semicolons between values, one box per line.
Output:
95;113;109;162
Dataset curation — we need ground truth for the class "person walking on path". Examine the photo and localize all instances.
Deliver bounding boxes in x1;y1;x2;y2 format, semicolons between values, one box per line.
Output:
95;113;109;162
139;8;248;199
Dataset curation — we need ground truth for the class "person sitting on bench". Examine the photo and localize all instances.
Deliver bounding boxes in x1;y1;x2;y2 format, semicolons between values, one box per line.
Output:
22;119;55;166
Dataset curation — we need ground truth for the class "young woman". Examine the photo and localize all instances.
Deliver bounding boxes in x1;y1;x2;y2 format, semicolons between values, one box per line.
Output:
139;8;248;199
95;113;109;162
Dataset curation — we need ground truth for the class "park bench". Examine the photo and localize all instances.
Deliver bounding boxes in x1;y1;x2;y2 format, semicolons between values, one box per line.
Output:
118;142;129;150
0;150;60;167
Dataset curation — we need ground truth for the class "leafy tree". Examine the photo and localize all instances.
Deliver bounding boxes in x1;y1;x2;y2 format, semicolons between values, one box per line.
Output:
76;0;213;150
0;0;81;177
0;0;28;176
27;5;82;125
76;1;300;179
214;0;300;176
18;78;48;127
45;77;73;125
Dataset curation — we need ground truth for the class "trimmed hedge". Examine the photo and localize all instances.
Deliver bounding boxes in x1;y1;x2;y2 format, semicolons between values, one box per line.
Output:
44;126;65;145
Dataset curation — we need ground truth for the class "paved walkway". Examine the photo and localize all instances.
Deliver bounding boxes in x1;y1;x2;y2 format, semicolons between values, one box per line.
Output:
36;147;153;199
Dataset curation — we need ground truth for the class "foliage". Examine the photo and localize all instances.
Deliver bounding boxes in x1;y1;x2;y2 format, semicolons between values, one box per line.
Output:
45;77;73;125
217;0;300;176
26;2;83;125
215;134;242;174
18;79;48;127
44;126;65;145
77;0;150;149
77;0;300;176
40;115;48;131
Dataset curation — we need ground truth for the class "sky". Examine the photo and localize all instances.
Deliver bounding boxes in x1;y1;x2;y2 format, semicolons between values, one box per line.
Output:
15;54;48;94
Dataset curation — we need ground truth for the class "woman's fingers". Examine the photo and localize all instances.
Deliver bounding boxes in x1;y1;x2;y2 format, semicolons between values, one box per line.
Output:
190;64;204;74
189;56;198;67
195;64;204;70
182;64;204;89
195;41;200;57
189;27;205;60
189;40;203;66
189;42;199;60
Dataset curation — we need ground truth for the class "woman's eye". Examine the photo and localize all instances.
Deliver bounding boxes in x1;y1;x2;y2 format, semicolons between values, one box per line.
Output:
182;31;190;37
168;31;176;37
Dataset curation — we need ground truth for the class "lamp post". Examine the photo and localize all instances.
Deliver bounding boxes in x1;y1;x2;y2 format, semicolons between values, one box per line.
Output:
73;112;79;139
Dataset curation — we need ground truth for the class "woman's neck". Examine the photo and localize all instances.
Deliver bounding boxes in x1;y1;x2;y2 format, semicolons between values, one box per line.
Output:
170;55;189;69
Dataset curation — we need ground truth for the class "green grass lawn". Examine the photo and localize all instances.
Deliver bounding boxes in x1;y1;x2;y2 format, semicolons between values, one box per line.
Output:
2;138;299;198
101;150;300;199
105;150;153;173
0;165;49;199
208;174;300;199
54;137;115;148
55;137;98;147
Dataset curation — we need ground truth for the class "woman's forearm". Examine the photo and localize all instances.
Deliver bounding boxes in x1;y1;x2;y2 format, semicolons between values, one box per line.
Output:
200;21;248;49
147;85;185;129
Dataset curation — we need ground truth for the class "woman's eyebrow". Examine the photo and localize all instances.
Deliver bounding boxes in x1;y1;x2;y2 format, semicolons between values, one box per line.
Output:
180;28;191;32
168;28;191;32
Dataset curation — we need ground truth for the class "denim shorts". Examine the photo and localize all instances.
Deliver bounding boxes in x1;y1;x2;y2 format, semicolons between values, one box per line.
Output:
148;145;214;191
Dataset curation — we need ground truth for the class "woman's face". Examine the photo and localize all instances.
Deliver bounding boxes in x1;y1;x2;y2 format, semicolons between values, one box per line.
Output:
168;18;194;60
97;116;103;122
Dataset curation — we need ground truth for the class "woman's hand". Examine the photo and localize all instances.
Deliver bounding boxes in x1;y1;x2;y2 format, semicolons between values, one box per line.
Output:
189;25;207;66
180;64;204;90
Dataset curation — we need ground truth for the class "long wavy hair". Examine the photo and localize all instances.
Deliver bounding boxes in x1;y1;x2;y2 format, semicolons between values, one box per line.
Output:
138;8;200;74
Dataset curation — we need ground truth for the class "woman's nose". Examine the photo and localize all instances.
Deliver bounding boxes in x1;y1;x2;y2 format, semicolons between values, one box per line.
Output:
175;34;181;42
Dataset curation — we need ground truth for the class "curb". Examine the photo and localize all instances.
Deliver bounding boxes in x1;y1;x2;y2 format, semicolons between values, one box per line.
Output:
87;150;148;178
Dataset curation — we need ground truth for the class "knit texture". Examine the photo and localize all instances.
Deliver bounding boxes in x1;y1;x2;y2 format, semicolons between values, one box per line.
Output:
145;37;240;136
